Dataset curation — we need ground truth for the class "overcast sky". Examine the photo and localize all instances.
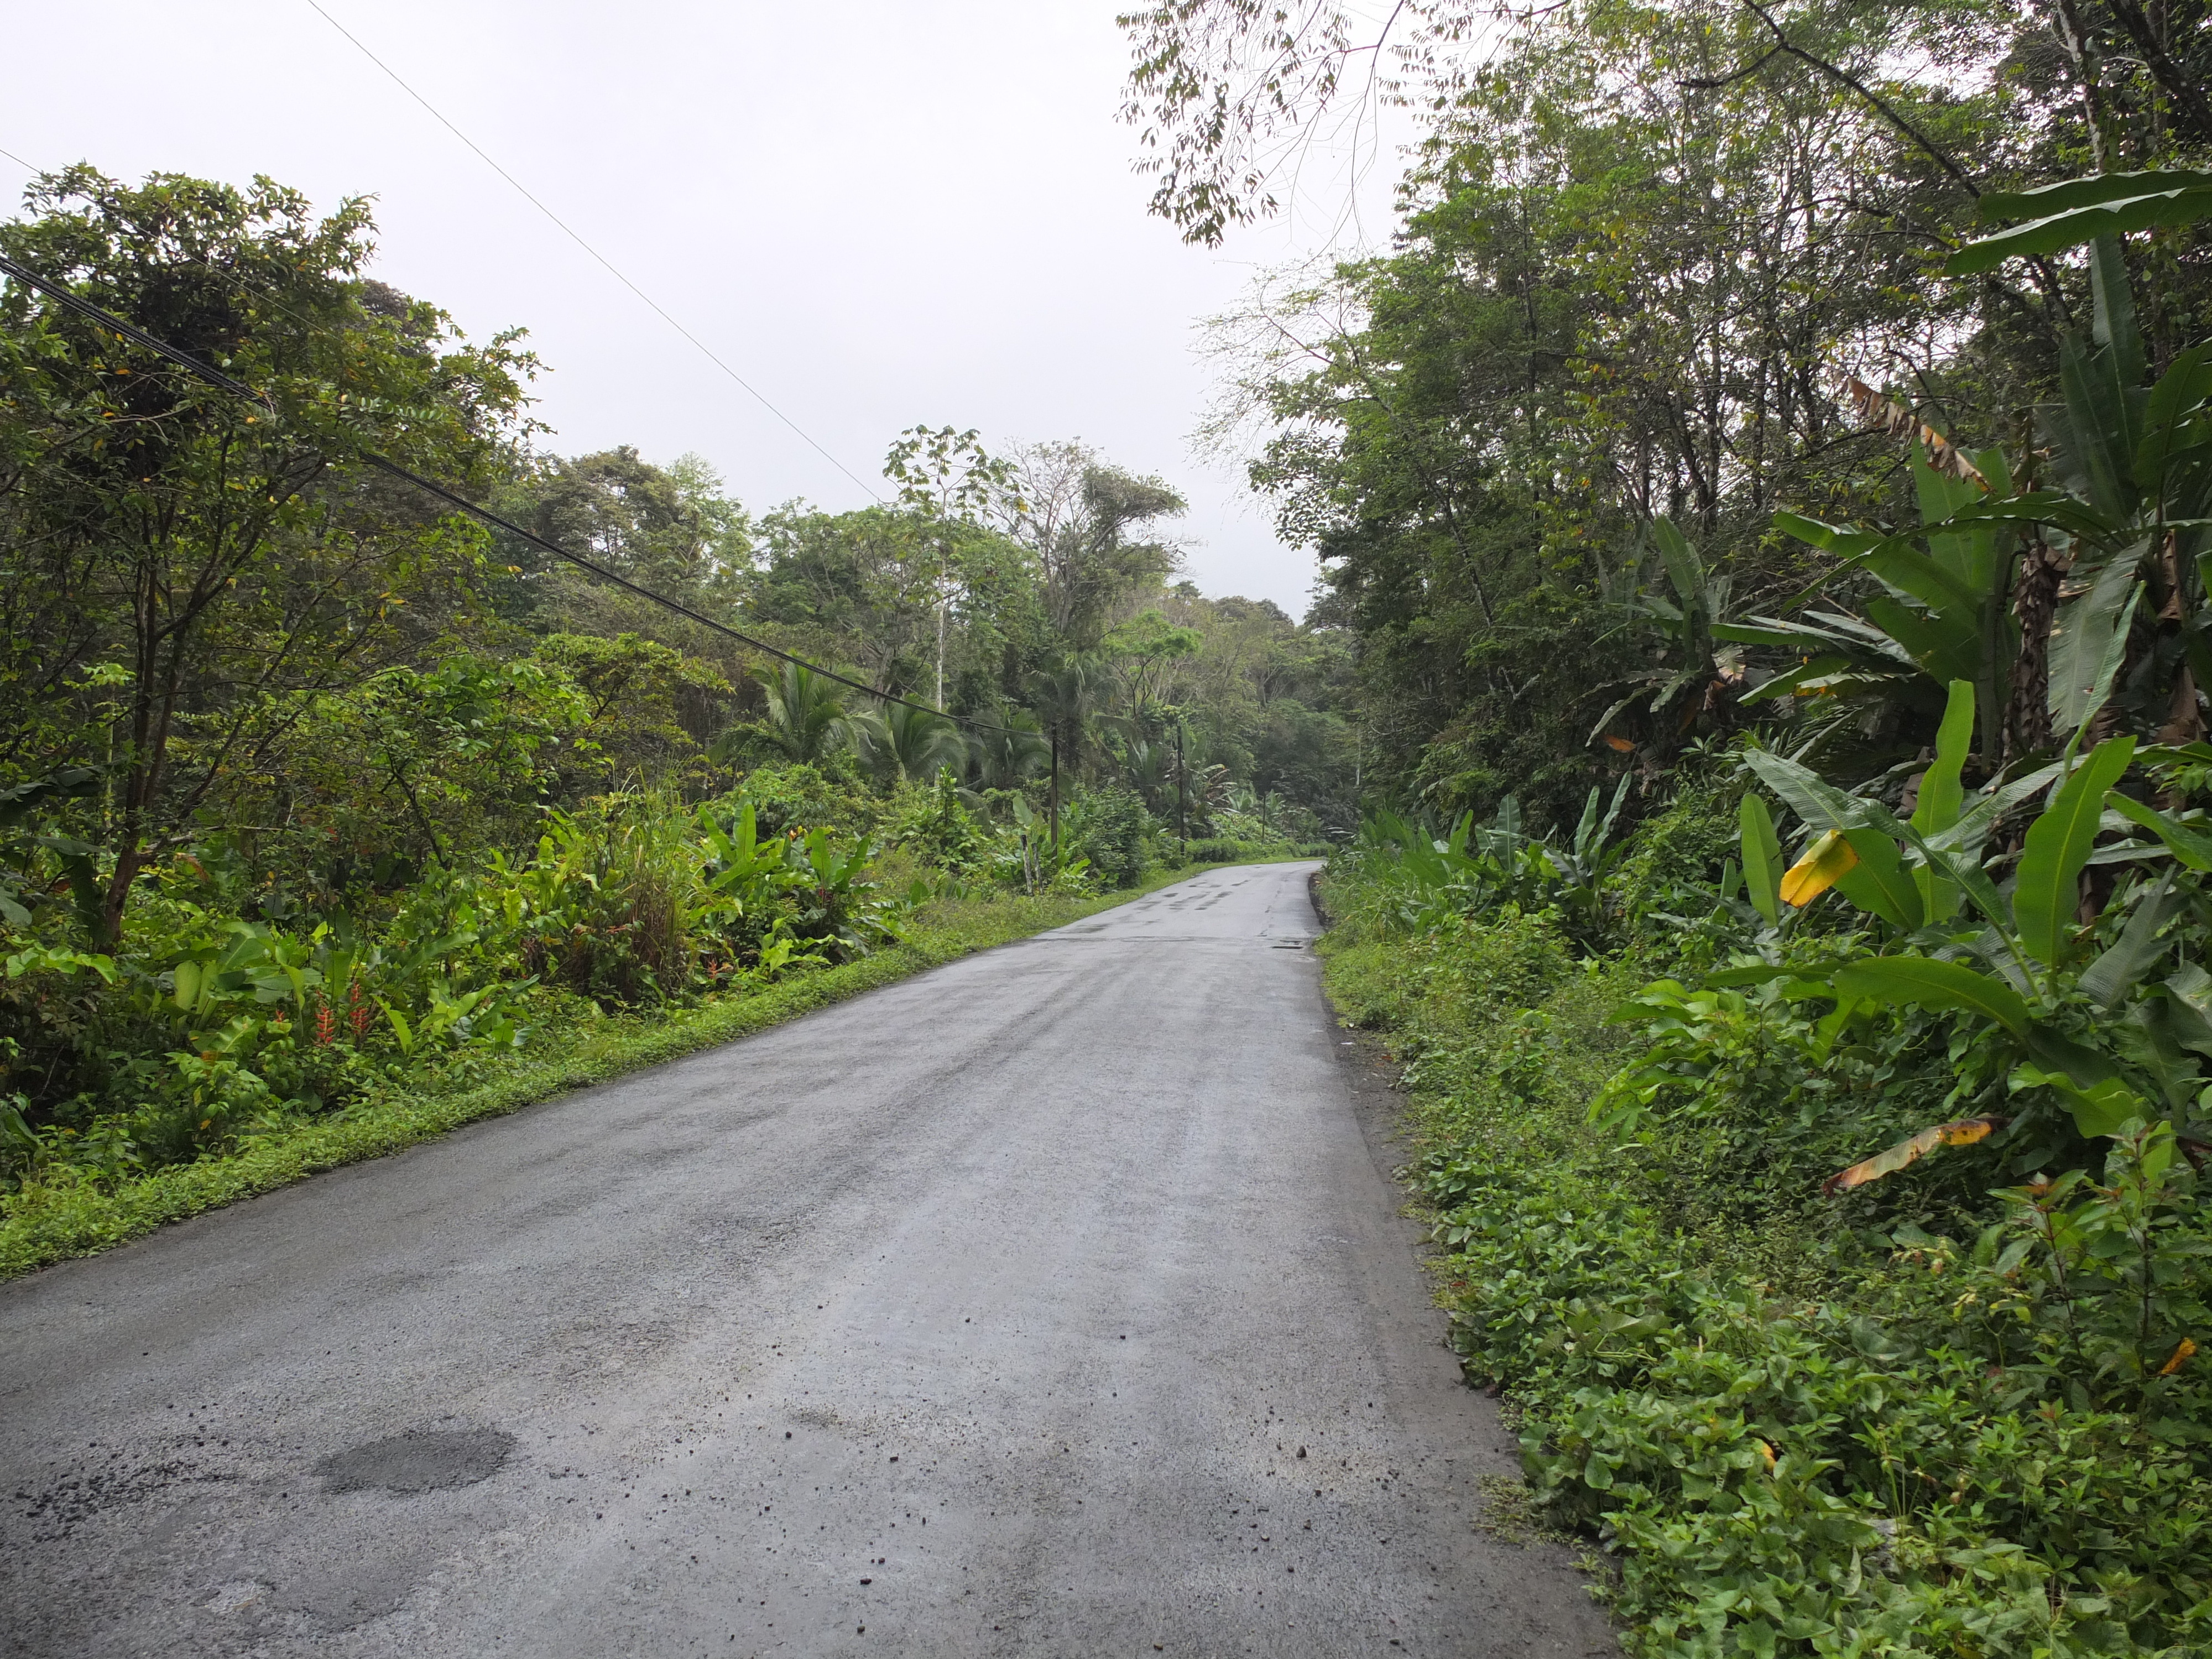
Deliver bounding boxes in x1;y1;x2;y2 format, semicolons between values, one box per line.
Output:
2;1;1412;615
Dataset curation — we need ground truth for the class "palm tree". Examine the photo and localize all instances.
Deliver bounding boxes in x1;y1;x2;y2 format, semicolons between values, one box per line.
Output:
735;661;854;765
1024;652;1108;853
971;711;1051;790
854;700;969;785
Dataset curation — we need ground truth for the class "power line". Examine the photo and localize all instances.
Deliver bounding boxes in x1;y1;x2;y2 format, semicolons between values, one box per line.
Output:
0;249;1022;738
299;0;888;504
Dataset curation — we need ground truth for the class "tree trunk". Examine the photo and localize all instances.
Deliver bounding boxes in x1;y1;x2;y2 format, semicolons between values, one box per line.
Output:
2005;541;2063;764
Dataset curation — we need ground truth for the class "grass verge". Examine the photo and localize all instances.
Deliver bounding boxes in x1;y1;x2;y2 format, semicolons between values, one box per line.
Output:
0;862;1270;1280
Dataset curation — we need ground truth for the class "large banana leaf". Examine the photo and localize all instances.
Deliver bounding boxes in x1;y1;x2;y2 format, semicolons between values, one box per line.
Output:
1945;170;2212;274
2014;737;2137;968
2047;556;2144;738
1833;956;2030;1037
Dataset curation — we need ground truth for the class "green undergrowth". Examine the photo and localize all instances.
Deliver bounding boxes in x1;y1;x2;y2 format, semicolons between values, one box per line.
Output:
1319;884;2212;1659
0;868;1226;1279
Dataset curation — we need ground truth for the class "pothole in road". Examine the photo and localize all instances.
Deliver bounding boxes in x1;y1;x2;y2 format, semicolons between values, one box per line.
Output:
315;1428;515;1494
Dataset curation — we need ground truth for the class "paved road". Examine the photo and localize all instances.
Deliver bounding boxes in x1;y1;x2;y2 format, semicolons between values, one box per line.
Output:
0;863;1613;1658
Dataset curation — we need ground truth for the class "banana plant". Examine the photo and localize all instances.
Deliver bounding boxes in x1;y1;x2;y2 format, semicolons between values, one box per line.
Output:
1735;680;2205;1165
1729;441;2018;760
1743;238;2212;764
697;801;797;918
1591;517;1748;745
169;922;325;1021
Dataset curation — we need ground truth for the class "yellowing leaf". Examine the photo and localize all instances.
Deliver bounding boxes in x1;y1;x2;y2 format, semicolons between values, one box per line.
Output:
2159;1337;2197;1376
1603;733;1634;752
1780;828;1858;906
1824;1117;2006;1196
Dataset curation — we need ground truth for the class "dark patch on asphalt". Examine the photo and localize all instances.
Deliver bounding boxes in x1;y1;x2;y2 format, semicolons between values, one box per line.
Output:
316;1428;515;1494
13;1452;231;1541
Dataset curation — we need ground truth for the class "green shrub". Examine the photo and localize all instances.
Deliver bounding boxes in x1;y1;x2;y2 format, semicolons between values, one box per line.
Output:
1065;783;1157;888
1320;844;2212;1659
1186;837;1247;863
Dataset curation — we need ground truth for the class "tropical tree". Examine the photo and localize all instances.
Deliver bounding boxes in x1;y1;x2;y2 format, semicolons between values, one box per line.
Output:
0;166;535;943
1001;442;1186;650
732;661;856;765
854;700;968;786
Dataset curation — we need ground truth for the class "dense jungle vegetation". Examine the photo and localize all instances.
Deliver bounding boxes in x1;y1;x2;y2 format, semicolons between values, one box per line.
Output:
0;164;1354;1262
1125;0;2212;1652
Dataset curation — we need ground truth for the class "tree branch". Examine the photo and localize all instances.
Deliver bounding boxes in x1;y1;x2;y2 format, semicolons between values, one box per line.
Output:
1732;0;1981;199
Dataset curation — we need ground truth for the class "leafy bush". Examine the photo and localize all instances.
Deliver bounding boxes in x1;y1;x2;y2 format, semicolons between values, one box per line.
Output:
0;787;898;1194
1185;837;1246;863
1321;812;2212;1657
1065;783;1157;888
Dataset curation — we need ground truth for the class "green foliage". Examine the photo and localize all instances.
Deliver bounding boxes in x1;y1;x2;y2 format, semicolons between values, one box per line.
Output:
1329;781;1630;947
1132;3;2212;1652
1063;782;1158;888
1321;864;2212;1657
0;166;536;946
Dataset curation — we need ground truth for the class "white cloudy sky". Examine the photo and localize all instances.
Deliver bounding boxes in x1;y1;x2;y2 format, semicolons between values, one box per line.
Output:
2;1;1413;615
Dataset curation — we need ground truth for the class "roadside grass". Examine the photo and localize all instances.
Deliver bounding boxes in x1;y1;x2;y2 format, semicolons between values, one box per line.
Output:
0;859;1285;1280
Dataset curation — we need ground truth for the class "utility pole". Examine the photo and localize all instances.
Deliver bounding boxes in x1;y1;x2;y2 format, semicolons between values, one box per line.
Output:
1176;719;1187;861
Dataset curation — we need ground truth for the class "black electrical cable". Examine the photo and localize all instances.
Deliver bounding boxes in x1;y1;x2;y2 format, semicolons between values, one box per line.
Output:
0;249;1024;735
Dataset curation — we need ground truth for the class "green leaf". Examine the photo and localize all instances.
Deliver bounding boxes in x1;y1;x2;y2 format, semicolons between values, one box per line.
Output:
1856;540;1984;620
1979;169;2212;220
1737;654;1855;706
2021;1022;2127;1091
378;998;416;1058
1929;491;2120;542
1705;962;1800;987
1913;682;1976;838
1913;682;1976;919
2135;343;2212;495
1773;510;1886;557
1833;956;2031;1038
2012;1064;2146;1139
2116;999;2203;1112
2105;792;2212;870
2156;964;2212;1056
2079;870;2178;1008
1652;517;1703;617
2048;559;2142;738
1863;594;1981;685
1739;794;1782;925
2090;233;2147;390
2015;737;2137;968
1945;175;2212;274
1741;749;1865;833
1837;828;1924;931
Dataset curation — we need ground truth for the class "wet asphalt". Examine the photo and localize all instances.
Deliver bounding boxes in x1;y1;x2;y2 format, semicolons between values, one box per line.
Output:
0;862;1615;1657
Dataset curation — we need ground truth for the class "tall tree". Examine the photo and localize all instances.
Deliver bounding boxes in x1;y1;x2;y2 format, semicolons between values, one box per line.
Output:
0;167;534;941
1001;442;1187;649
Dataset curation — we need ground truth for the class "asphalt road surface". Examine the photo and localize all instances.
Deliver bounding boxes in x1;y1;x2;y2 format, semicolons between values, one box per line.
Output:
1;862;1615;1658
